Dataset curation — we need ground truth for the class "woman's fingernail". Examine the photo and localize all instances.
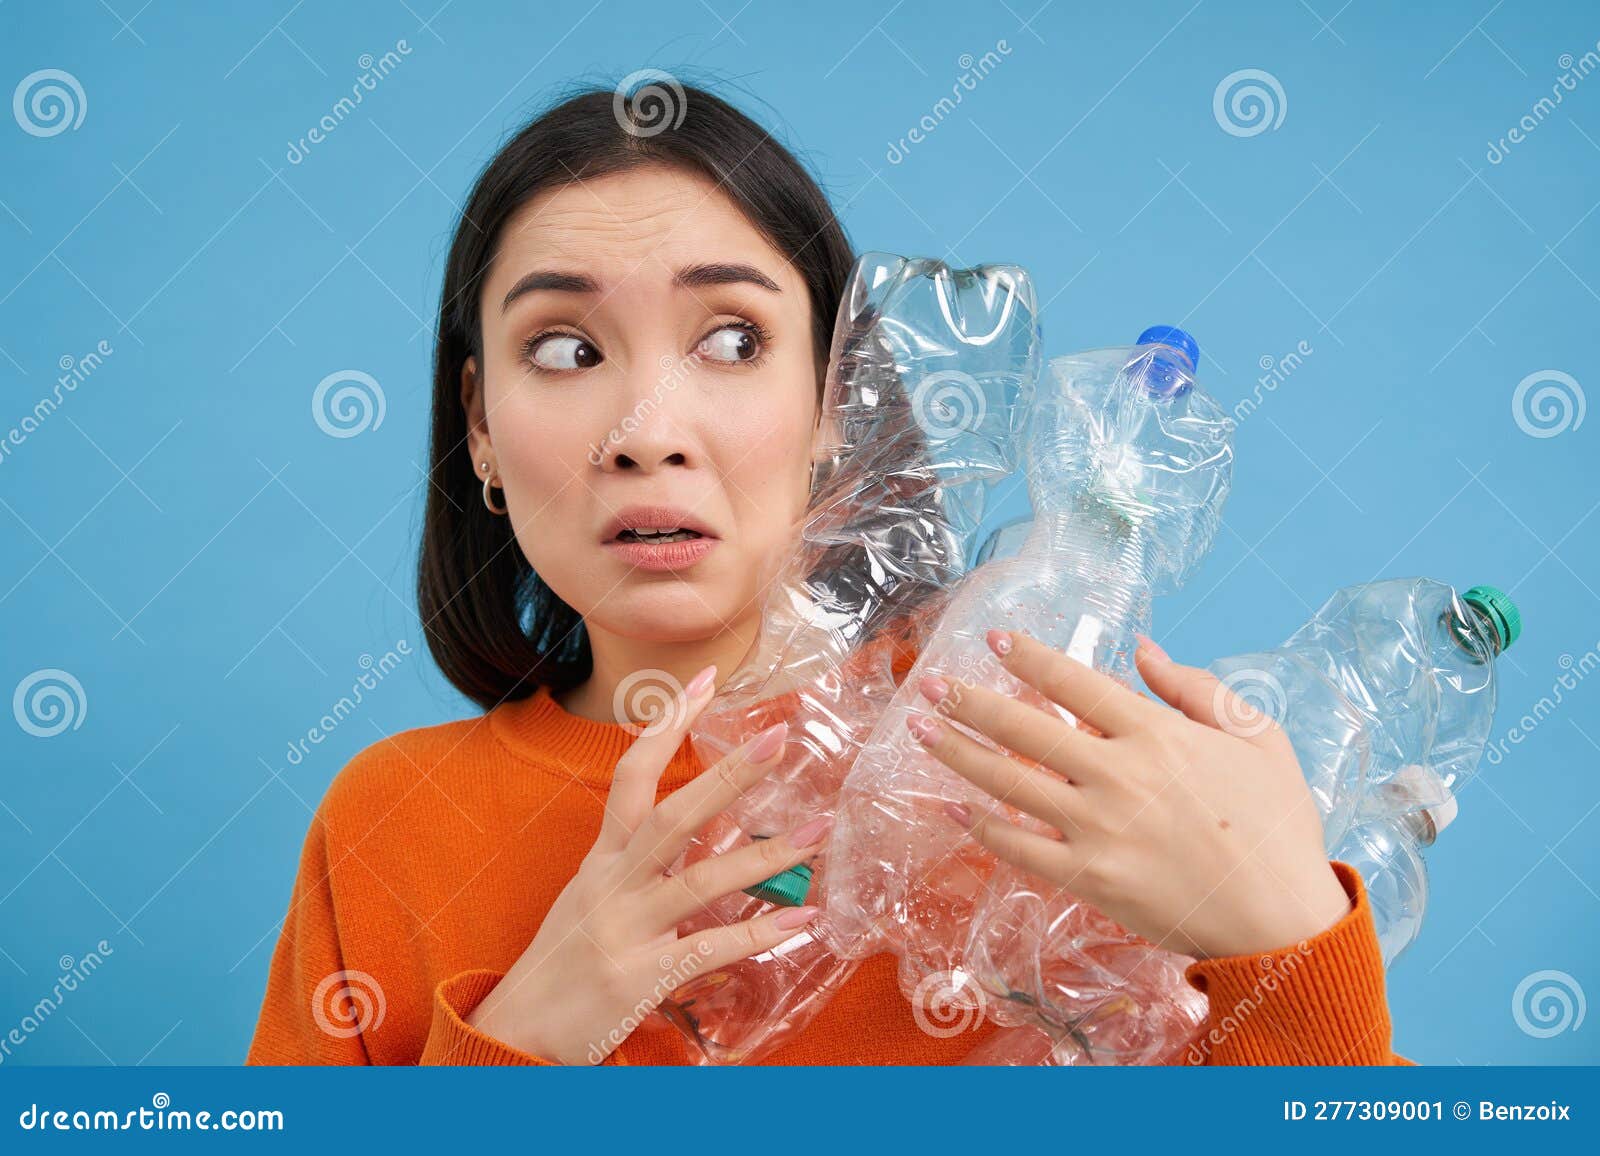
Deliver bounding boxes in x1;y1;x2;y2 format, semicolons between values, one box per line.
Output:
907;714;943;742
774;905;819;930
918;674;951;704
749;722;788;762
987;629;1013;658
789;816;832;848
686;665;717;698
944;801;973;827
1135;634;1169;663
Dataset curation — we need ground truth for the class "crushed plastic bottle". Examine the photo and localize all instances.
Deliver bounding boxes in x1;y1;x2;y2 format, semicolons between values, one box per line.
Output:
966;577;1521;1064
652;252;1041;1064
823;327;1235;1019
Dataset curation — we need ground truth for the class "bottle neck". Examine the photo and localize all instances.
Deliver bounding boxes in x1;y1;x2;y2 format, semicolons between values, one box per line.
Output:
1022;502;1158;639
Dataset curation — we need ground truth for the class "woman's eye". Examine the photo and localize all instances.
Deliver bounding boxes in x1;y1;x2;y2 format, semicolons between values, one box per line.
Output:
527;334;601;371
697;324;761;364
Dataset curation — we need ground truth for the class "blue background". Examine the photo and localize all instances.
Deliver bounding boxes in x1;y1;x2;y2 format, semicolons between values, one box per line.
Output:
1;0;1595;1066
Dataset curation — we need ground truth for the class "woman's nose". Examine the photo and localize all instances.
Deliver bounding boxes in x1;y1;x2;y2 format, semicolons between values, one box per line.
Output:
595;368;698;473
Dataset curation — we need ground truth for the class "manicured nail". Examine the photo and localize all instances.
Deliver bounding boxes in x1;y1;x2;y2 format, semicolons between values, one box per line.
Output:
686;664;717;698
789;816;832;848
1135;634;1169;663
749;721;788;762
987;629;1012;657
906;714;943;742
944;801;973;827
774;905;819;930
918;674;951;704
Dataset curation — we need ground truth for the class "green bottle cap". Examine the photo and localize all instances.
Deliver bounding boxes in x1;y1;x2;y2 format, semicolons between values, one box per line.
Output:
741;837;814;907
1462;584;1522;653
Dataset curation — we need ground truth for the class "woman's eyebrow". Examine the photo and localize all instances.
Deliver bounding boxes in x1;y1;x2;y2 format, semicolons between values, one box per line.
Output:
500;262;781;314
673;262;782;293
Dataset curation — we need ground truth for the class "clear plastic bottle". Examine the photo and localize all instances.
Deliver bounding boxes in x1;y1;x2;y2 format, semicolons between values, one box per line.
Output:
823;327;1236;1013
653;252;1041;1064
968;578;1521;1064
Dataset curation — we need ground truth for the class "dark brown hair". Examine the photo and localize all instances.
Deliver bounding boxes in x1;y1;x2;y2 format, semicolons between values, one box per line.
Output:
417;79;855;711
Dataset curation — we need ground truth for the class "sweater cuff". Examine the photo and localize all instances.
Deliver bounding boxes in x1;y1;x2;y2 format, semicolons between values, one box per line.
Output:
420;969;630;1066
1180;861;1396;1065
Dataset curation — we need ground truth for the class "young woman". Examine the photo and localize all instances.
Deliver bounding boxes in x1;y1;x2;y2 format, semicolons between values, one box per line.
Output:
247;82;1407;1066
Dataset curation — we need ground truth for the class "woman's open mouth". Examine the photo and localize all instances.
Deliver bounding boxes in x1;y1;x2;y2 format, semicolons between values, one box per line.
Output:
604;527;717;571
614;528;703;544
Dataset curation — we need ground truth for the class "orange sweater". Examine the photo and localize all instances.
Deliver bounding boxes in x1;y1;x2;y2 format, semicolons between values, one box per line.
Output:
247;682;1411;1066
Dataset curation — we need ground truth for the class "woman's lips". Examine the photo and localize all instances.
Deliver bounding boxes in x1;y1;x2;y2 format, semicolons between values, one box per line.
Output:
603;534;718;572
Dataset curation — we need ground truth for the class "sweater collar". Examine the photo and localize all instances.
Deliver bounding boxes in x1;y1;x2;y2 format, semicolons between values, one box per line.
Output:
489;631;917;793
490;685;708;790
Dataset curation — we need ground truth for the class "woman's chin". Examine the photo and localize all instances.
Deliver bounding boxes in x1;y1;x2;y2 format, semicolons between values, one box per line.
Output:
591;587;744;643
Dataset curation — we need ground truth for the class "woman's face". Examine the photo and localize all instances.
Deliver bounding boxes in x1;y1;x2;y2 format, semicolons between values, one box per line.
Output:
462;164;824;647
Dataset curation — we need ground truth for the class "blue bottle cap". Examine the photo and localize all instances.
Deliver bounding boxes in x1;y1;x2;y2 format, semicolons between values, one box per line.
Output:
1136;325;1200;369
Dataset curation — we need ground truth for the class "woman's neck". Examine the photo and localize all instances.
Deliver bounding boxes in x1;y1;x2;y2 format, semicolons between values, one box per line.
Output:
554;615;761;726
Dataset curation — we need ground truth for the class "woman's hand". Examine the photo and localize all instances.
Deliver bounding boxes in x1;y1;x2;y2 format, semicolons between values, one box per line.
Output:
466;665;827;1064
910;629;1352;960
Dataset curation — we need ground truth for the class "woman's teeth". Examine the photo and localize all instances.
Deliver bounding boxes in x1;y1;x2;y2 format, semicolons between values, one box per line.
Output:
617;527;702;544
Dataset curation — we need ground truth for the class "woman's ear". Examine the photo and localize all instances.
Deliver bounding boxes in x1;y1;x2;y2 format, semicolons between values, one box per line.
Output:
460;354;491;468
810;397;839;465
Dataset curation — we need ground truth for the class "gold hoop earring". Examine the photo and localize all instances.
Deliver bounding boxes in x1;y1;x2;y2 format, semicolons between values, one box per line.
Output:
480;460;507;515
